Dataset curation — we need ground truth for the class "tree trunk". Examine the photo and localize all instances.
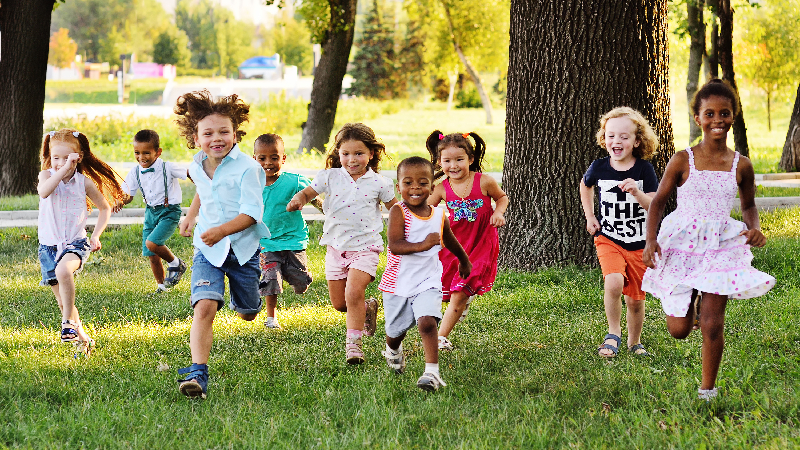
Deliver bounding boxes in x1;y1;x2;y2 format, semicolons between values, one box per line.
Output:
717;0;749;157
686;0;705;146
778;83;800;171
447;70;457;111
501;0;674;269
296;0;358;154
0;0;56;196
440;0;493;125
707;0;719;78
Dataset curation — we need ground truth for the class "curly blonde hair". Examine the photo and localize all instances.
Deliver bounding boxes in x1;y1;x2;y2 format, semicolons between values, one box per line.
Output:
174;90;250;149
325;123;388;172
595;107;659;160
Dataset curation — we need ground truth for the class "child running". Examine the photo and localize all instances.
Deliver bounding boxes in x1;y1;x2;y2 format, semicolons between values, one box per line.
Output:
253;133;319;329
122;130;188;293
379;157;471;391
287;123;397;364
37;129;127;356
642;79;775;400
175;90;269;399
579;107;659;358
426;131;508;350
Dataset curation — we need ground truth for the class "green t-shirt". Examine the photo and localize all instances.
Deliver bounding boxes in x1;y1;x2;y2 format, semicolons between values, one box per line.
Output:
259;172;311;252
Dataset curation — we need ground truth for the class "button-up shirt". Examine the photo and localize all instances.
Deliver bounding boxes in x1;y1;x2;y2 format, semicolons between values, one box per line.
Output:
189;144;269;267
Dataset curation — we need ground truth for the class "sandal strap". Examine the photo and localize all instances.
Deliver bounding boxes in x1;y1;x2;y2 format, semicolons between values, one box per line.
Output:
177;363;208;382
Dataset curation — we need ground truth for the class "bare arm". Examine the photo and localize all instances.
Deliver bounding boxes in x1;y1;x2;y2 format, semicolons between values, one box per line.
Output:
179;193;200;237
618;178;655;211
579;179;600;235
427;183;445;206
386;205;440;255
383;197;398;211
482;174;508;227
37;153;80;198
287;186;319;212
442;216;472;279
200;213;256;246
737;156;766;247
85;180;111;252
642;152;688;268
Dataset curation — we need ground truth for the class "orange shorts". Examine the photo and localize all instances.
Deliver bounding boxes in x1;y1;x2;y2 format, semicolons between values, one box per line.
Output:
594;235;646;301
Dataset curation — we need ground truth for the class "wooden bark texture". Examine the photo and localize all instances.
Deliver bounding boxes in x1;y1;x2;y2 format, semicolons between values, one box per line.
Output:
686;0;705;146
779;84;800;171
501;0;674;270
297;0;358;154
0;0;56;196
717;0;749;157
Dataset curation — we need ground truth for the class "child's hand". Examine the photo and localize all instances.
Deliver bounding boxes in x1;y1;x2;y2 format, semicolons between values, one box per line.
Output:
618;178;640;196
585;216;600;235
179;216;196;237
59;153;80;178
89;236;102;252
458;260;473;280
286;197;303;212
422;232;441;250
200;226;225;246
739;228;766;247
490;211;506;227
642;241;661;268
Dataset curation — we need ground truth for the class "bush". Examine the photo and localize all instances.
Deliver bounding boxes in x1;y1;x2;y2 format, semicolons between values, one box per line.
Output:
455;87;482;108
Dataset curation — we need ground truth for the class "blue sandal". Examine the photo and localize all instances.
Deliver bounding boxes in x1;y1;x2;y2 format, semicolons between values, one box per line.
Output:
61;320;79;343
628;343;651;357
597;333;621;358
177;363;208;399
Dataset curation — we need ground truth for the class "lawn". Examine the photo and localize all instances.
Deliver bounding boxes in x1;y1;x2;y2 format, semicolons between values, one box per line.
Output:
1;210;799;448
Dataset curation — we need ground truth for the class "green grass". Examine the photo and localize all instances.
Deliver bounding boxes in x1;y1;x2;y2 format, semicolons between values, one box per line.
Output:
46;79;168;105
754;186;800;198
1;210;800;448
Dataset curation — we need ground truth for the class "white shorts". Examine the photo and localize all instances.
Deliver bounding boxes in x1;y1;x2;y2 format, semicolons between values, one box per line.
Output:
382;288;443;338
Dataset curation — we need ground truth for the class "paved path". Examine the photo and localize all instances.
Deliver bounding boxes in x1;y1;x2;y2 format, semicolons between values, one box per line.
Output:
2;173;798;229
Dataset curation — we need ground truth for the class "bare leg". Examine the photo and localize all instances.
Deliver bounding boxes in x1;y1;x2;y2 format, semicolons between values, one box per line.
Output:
418;316;439;364
146;241;177;264
264;294;278;318
700;293;727;390
328;279;347;312
438;291;470;338
626;296;646;350
598;273;624;356
148;255;165;284
386;332;406;351
344;269;371;330
54;254;90;342
189;299;218;364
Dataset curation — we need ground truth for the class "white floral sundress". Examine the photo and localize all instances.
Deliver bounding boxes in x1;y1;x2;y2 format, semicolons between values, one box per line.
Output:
641;148;775;317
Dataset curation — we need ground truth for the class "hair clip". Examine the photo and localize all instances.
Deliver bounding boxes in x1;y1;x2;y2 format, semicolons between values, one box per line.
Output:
49;131;56;138
438;134;444;140
72;131;80;138
462;132;470;139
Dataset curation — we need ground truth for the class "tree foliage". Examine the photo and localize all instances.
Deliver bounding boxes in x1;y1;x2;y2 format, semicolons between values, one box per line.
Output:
48;28;77;68
50;0;170;63
270;12;314;75
737;1;800;130
347;1;398;99
152;29;191;68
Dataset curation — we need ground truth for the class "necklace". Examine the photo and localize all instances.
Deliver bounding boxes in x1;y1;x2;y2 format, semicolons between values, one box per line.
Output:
450;172;473;199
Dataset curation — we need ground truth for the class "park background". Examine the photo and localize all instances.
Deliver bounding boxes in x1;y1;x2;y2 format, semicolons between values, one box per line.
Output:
1;0;800;448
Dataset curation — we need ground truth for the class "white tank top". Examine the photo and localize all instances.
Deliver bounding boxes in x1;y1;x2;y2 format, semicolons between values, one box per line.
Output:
379;203;444;297
38;169;88;251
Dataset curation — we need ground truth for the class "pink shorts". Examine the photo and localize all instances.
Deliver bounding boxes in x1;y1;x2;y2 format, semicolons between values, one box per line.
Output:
325;246;381;280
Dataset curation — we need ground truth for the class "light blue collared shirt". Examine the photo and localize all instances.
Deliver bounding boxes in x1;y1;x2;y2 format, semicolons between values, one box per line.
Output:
190;144;270;267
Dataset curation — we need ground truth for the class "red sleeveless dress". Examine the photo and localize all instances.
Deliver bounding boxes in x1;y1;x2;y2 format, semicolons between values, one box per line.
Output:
440;172;499;300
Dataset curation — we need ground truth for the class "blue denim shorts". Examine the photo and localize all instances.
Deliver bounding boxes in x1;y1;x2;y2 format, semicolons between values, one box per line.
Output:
38;238;91;286
190;248;262;315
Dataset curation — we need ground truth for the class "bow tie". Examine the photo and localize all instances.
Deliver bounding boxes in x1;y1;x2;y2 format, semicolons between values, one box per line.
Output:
140;167;155;173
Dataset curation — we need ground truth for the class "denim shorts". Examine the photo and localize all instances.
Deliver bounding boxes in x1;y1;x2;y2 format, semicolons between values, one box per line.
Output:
38;238;91;286
190;248;262;315
382;288;443;338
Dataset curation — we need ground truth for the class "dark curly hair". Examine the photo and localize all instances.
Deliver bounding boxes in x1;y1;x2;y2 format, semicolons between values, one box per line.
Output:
325;123;388;172
691;78;740;117
174;90;250;149
425;130;487;181
41;129;127;212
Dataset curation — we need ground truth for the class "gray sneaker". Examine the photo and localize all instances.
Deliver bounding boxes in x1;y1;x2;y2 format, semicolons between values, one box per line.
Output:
382;348;405;374
417;372;447;392
164;259;187;288
263;317;282;329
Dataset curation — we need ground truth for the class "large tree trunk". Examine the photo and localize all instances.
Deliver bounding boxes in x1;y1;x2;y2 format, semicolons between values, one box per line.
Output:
296;0;358;154
440;1;493;125
501;0;674;270
778;84;800;171
686;0;705;145
0;0;56;196
717;0;749;157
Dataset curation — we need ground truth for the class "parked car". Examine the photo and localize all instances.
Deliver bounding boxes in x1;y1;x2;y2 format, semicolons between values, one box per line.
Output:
239;54;281;80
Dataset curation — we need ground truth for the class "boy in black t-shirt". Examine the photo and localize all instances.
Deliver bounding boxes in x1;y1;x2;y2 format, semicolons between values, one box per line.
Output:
579;107;659;358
